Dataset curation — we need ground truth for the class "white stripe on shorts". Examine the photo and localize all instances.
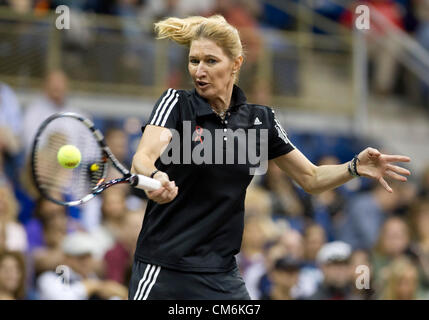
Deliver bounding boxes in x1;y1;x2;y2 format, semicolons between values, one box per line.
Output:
142;266;161;300
133;264;151;300
137;265;156;300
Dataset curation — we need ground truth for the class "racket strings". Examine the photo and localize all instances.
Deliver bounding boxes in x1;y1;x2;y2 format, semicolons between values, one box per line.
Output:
33;116;106;203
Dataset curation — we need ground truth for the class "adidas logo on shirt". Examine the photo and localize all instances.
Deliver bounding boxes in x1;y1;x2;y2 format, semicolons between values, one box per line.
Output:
254;117;262;125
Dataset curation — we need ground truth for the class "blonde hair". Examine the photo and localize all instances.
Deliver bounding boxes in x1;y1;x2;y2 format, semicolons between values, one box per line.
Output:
154;15;244;61
381;256;419;300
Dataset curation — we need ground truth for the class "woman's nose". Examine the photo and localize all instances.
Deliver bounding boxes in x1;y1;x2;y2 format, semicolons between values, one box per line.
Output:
195;63;206;78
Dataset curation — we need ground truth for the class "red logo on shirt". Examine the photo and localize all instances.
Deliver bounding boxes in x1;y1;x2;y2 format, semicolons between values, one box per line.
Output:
194;126;203;144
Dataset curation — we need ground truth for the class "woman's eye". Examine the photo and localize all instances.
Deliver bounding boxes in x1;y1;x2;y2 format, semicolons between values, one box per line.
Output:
190;59;199;64
207;59;217;64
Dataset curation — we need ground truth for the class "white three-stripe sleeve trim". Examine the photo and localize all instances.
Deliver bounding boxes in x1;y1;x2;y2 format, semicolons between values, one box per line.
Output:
274;117;295;147
160;94;179;127
274;118;286;137
133;264;151;300
137;265;156;300
155;91;177;126
275;118;288;140
142;266;161;300
152;89;177;126
150;89;174;125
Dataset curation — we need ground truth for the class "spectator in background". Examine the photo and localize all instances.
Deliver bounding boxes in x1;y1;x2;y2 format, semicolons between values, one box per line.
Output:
303;224;326;267
248;228;304;300
261;255;301;300
335;182;400;250
409;199;429;291
243;186;272;218
30;199;88;276
0;251;26;300
103;210;144;285
392;179;418;216
294;224;326;299
90;188;128;260
105;127;131;171
37;232;128;300
379;256;428;300
349;249;376;300
0;184;28;252
25;197;83;254
307;241;353;300
278;228;305;262
22;70;84;154
239;214;275;278
0;82;22;183
239;188;282;272
263;161;311;233
372;216;413;290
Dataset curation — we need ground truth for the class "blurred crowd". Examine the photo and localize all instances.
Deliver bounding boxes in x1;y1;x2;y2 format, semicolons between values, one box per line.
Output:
0;68;427;300
1;70;147;299
2;0;429;108
0;0;429;301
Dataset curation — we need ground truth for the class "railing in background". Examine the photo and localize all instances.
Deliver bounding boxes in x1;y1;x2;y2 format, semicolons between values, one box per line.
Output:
0;5;355;115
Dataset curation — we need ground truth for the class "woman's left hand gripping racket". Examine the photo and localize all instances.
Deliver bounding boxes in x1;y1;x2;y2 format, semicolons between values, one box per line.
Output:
31;112;161;206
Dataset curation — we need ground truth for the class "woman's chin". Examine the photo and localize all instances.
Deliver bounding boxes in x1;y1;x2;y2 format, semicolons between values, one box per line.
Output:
196;87;213;100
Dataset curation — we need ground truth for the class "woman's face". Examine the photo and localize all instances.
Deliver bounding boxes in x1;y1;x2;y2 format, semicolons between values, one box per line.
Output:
102;190;126;220
395;267;418;300
188;38;239;102
381;219;409;257
0;256;22;295
304;226;326;261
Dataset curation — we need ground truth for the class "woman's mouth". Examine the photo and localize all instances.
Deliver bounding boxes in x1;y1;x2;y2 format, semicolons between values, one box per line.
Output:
196;80;209;89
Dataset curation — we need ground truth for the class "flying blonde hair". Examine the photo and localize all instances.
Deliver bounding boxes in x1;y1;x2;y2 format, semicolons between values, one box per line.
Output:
154;15;244;61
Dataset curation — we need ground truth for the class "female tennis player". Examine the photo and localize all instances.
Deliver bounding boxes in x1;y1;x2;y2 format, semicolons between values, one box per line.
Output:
128;15;411;300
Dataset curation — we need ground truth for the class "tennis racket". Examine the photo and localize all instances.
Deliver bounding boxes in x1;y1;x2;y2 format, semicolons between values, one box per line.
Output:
31;112;161;206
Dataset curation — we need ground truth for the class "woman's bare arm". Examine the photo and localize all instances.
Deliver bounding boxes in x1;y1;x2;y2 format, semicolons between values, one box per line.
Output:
273;147;411;194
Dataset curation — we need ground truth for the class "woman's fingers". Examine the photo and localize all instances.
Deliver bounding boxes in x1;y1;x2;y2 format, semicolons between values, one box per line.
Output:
147;187;165;198
166;187;178;202
382;155;411;163
385;170;408;182
386;164;411;176
379;176;393;193
150;186;178;204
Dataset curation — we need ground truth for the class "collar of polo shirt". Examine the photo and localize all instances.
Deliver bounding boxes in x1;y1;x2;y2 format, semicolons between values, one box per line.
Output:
193;85;247;118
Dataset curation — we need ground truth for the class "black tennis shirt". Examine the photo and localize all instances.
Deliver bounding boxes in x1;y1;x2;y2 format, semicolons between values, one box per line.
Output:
134;85;295;272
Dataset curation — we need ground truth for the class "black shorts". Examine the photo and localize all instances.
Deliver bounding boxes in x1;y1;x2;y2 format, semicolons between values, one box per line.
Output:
128;259;251;300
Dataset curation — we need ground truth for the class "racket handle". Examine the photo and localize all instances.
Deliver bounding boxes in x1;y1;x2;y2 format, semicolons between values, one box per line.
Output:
131;174;162;191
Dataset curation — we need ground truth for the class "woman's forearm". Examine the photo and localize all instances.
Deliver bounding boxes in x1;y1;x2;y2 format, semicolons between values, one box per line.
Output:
307;162;353;194
131;151;158;177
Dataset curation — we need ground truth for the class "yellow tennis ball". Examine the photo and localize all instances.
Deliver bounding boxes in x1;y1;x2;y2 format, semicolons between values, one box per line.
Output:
57;145;81;169
90;163;99;171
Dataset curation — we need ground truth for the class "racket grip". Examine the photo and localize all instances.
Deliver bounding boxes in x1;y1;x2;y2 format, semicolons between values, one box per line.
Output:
131;174;162;191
